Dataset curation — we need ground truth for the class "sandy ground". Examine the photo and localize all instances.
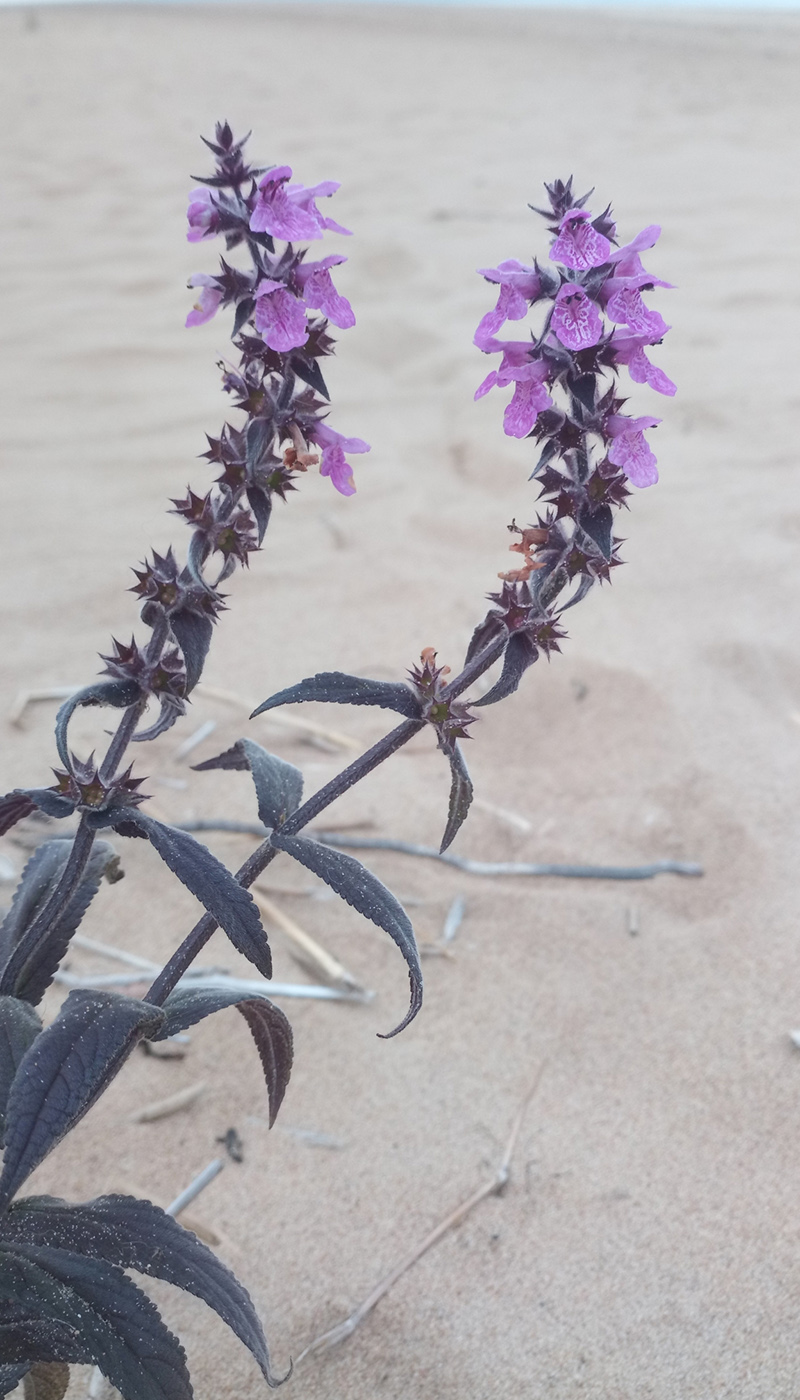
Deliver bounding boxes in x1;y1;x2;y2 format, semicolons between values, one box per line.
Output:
2;3;800;1397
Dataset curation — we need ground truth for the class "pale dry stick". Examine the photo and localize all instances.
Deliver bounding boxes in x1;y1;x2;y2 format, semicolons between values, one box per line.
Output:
130;1082;207;1124
171;719;217;763
473;797;533;834
442;895;466;944
315;834;704;882
252;887;367;994
54;967;367;1002
70;933;162;973
627;904;640;937
294;1062;548;1367
8;685;81;727
194;682;360;752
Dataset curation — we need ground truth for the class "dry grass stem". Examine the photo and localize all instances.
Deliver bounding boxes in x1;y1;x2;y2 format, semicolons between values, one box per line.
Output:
8;685;81;727
170;719;217;763
294;1062;547;1367
129;1082;207;1123
473;797;533;834
253;887;366;994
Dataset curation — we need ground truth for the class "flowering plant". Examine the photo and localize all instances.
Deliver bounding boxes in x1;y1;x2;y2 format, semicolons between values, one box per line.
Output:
0;131;671;1400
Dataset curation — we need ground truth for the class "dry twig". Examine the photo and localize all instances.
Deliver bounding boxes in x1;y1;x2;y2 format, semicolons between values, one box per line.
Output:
294;1062;547;1366
252;887;366;994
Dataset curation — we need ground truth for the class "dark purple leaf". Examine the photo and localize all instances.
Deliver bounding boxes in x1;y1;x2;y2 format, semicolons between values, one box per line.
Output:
0;839;121;1006
54;682;141;770
439;743;474;854
559;572;596;612
151;987;292;1127
270;832;422;1037
194;738;303;829
0;998;42;1144
169;608;213;694
246;484;272;544
473;632;539;708
464;613;506;666
578;503;613;559
0;1363;29;1396
0;991;164;1210
0;791;74;840
110;813;271;978
2;1194;285;1387
251;672;422;721
232;297;255;338
290;355;329;401
0;1245;191;1400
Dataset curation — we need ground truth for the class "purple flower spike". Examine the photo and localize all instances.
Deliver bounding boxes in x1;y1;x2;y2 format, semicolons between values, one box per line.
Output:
606;414;661;487
550;209;611;271
308;421;370;497
186;274;223;327
186;188;219;243
250;165;324;242
474;341;553;436
551;282;603;351
254;281;308;352
474;261;541;348
296;255;355;330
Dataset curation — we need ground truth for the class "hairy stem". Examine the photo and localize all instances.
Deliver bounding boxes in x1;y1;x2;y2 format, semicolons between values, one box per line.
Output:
99;698;148;784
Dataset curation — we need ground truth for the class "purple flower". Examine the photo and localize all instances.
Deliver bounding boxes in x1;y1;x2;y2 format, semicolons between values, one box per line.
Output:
250;167;350;242
289;180;352;238
295;255;355;329
550;209;611;271
606;224;662;270
474;261;541;349
474;341;554;438
612;332;676;396
308;421;370;497
186;187;219;243
254;280;308;352
551;282;602;351
606;414;661;487
186;274;223;327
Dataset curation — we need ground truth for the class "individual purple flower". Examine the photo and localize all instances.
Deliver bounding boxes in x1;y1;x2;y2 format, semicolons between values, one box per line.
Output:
186;187;219;243
550;209;611;271
551;282;603;351
604;279;669;338
308;421;370;497
474;341;554;438
185;274;223;328
295;255;355;329
612;332;676;397
288;180;352;238
606;414;661;488
606;224;661;269
250;167;350;242
474;261;541;349
254;280;308;352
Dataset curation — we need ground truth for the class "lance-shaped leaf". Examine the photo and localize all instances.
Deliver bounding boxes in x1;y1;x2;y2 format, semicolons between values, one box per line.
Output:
0;990;164;1210
464;612;507;667
579;503;613;560
559;571;596;612
0;1245;192;1400
2;1194;285;1387
0;791;75;839
0;1363;30;1397
270;832;422;1036
0;839;121;1006
0;998;42;1143
439;742;474;854
246;484;272;545
151;986;292;1127
170;608;213;695
473;632;539;708
251;672;423;721
194;738;303;830
54;681;141;770
108;812;272;979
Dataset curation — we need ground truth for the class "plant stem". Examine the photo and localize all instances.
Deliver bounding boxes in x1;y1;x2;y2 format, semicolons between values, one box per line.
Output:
99;699;147;784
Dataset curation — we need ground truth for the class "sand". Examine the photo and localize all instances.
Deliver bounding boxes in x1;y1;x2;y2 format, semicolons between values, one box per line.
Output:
2;3;800;1396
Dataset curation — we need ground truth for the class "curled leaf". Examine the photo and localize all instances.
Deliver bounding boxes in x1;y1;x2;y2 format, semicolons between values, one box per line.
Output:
54;681;140;771
0;791;74;840
152;987;292;1127
194;737;303;829
473;632;539;708
251;671;422;720
270;831;422;1036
